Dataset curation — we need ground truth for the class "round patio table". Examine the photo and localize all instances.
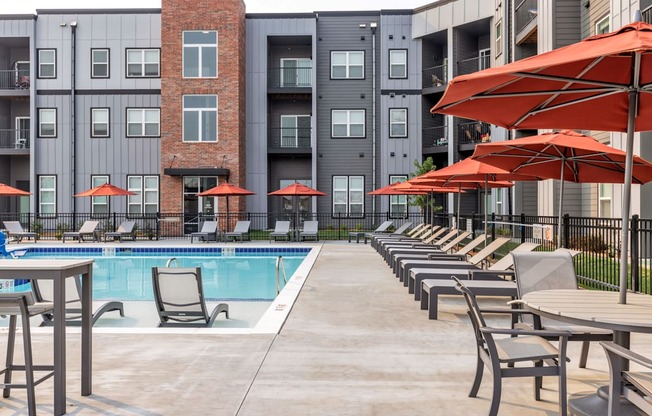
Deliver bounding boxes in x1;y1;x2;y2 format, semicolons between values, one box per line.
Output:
521;289;652;416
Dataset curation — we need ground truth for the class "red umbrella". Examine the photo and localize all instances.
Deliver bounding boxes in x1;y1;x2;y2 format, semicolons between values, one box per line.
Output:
0;183;30;196
268;183;325;239
431;20;652;303
197;182;255;231
74;183;136;197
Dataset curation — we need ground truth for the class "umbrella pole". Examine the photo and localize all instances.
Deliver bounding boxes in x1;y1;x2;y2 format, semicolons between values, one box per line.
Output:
225;195;229;235
457;184;461;233
557;162;566;249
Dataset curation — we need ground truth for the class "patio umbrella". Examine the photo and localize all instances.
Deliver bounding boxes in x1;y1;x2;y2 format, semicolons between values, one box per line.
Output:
0;183;30;196
430;20;652;303
75;183;137;230
197;182;255;232
268;182;326;240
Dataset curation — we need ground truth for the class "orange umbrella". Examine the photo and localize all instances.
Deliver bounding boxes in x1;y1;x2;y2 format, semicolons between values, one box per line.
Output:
368;182;426;195
197;182;255;230
0;183;30;196
74;183;136;197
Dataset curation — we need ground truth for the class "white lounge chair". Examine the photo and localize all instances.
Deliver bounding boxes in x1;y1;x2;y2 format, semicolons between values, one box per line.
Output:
2;221;37;243
224;220;251;242
269;221;291;242
104;220;136;242
191;221;219;243
300;221;319;241
62;220;100;243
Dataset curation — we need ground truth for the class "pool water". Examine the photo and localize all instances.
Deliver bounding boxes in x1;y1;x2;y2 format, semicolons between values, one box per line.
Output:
18;252;306;301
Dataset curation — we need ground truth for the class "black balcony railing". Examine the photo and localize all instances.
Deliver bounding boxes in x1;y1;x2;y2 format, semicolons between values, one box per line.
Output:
457;56;490;76
422;64;447;88
0;129;30;149
268;127;312;149
422;126;448;148
267;67;312;88
0;69;30;90
458;121;491;145
515;0;538;34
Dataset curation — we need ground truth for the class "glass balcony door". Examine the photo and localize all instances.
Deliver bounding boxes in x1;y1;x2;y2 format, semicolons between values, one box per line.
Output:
280;115;310;147
280;58;311;87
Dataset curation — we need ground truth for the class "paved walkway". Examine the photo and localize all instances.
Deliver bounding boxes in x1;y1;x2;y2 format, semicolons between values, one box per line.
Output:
1;242;649;415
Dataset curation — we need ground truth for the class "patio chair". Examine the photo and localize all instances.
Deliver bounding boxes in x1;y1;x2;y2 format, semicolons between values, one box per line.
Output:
600;341;652;416
62;220;100;243
151;267;229;327
31;276;125;326
269;220;291;242
359;220;394;242
0;292;55;416
365;221;413;244
300;220;319;241
454;277;570;416
2;221;37;243
224;220;251;242
104;220;136;242
511;251;613;368
190;221;219;243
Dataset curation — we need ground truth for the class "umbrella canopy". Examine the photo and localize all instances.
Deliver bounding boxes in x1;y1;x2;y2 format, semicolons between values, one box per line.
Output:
197;182;255;232
431;20;652;303
268;182;326;196
368;182;428;195
74;183;136;197
0;183;30;196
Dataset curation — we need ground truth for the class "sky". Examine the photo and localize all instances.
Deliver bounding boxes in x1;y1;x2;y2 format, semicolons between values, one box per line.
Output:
4;0;433;15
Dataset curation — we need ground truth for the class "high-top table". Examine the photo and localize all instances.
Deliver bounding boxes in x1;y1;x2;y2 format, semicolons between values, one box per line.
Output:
0;259;94;416
521;289;652;416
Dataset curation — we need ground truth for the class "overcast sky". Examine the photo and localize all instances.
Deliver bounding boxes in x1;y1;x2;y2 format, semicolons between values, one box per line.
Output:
4;0;433;14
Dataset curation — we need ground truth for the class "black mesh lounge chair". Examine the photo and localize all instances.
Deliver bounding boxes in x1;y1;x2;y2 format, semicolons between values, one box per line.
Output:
104;220;136;242
62;220;100;243
191;221;219;243
2;221;37;243
224;220;251;242
300;221;319;241
31;276;124;327
269;220;291;242
151;267;229;327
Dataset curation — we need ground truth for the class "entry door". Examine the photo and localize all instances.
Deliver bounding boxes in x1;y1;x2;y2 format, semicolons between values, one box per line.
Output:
183;176;217;234
15;117;29;148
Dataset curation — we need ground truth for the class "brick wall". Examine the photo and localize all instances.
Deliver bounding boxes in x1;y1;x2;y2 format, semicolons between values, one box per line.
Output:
160;0;246;215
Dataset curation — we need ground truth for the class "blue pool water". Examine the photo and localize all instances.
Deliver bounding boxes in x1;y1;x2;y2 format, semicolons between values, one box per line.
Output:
14;247;309;301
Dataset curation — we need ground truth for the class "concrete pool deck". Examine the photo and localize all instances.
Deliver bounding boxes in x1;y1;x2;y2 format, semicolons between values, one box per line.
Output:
1;240;651;415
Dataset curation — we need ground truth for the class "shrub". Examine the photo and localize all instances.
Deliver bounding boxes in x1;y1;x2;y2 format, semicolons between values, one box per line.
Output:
568;234;609;253
55;223;70;240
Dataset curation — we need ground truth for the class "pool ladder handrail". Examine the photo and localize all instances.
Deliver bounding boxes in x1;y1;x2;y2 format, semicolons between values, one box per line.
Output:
166;257;178;267
276;256;287;295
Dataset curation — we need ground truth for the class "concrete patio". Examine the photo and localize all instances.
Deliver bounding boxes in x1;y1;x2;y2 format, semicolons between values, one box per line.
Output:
1;241;649;415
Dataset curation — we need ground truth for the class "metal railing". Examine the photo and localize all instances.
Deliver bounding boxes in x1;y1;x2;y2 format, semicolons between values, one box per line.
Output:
267;67;312;88
268;127;312;149
422;126;448;148
422;64;447;88
0;69;30;90
458;121;491;145
515;0;538;34
457;56;490;76
0;129;30;149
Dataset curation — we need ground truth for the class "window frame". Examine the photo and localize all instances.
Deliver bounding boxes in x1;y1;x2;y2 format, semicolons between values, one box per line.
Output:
389;108;408;138
331;109;365;139
91;48;110;78
38;175;56;217
182;95;218;143
91;108;110;138
598;183;612;217
389;175;408;218
330;51;365;80
389;49;407;79
332;175;365;217
125;48;161;78
38;108;57;138
91;175;109;217
182;30;218;79
596;14;610;35
126;108;161;138
127;175;160;216
37;49;56;79
495;20;503;58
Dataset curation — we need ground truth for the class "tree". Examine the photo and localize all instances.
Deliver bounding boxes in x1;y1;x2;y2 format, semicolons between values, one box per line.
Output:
409;157;443;213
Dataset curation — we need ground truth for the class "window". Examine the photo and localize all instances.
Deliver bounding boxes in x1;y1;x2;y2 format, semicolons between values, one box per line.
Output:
183;96;217;142
332;110;365;138
479;48;490;70
183;31;217;78
91;176;109;215
127;108;160;137
599;183;612;217
389;49;407;79
128;175;159;215
280;58;312;87
495;188;503;213
280;115;311;147
126;48;160;77
91;49;109;78
91;108;110;138
38;108;57;138
596;15;610;35
389;109;407;138
495;20;503;57
38;49;56;78
331;51;364;79
333;176;364;216
38;175;56;215
389;176;407;218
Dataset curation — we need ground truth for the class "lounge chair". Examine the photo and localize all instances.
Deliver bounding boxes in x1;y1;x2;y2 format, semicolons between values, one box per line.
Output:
31;276;125;326
364;221;412;244
151;267;229;327
3;221;37;243
104;220;136;242
190;220;219;243
454;277;570;416
600;341;652;415
224;220;251;242
269;220;291;242
300;221;319;241
358;220;393;242
511;251;613;368
62;220;100;243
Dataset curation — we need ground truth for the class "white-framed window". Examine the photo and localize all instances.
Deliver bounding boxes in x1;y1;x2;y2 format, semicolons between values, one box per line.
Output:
333;175;364;216
183;30;218;78
596;15;610;35
38;108;57;138
389;108;407;138
38;175;56;215
599;183;612;217
495;188;503;214
126;48;160;77
38;49;56;78
389;175;407;218
280;115;311;147
128;175;159;215
331;51;364;79
495;20;503;57
127;108;160;137
91;48;109;78
91;175;109;215
479;48;490;70
183;95;218;142
332;110;365;138
91;108;110;138
389;49;407;79
280;58;312;87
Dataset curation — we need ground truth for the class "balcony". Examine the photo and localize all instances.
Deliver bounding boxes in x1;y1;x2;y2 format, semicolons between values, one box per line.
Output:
457;56;490;77
515;0;538;45
268;127;312;154
422;126;448;154
267;67;312;93
458;121;490;152
0;69;30;97
0;129;30;152
422;64;447;92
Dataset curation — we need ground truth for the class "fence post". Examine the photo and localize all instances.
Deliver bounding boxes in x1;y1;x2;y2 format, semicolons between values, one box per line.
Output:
631;214;640;292
337;212;341;240
563;214;570;248
520;213;526;244
156;212;161;241
491;212;496;241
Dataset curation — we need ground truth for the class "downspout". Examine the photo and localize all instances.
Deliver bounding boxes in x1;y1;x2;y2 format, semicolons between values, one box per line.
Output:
371;23;377;217
70;23;77;217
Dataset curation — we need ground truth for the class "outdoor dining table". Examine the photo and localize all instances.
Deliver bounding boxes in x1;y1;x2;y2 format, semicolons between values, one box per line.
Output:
521;289;652;416
0;259;94;416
